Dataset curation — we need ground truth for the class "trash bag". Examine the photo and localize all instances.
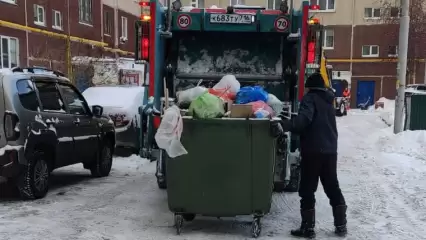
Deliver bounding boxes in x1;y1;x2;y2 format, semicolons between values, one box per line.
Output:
189;92;225;119
213;75;240;95
154;105;188;158
176;86;207;104
235;86;269;104
267;93;284;114
208;88;235;101
250;100;275;118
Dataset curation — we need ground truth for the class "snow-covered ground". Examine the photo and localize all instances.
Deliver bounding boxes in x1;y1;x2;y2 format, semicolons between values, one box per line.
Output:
1;110;426;240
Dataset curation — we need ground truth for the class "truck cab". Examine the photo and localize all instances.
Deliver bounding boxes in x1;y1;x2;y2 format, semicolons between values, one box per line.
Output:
135;0;326;191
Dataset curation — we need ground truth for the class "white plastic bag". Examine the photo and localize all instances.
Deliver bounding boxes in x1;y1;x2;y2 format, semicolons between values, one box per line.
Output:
213;75;241;94
176;86;207;103
154;105;188;158
267;93;284;114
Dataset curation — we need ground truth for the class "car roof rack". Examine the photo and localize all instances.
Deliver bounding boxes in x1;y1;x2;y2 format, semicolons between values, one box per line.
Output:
11;67;65;77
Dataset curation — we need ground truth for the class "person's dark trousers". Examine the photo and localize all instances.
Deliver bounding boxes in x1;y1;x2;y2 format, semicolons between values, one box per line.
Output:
291;152;347;238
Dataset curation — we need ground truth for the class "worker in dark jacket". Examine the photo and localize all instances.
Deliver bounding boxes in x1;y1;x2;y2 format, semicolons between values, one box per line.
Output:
280;72;347;238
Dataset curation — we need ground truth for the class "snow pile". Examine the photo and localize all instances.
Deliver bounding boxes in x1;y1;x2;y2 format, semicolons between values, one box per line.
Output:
374;97;395;126
377;130;426;161
82;86;145;131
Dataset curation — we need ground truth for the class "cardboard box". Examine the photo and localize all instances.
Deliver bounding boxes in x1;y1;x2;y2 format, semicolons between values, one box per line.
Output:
230;104;252;118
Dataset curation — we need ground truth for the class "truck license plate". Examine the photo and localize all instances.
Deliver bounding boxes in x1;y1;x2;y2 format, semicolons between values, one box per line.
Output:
209;14;253;24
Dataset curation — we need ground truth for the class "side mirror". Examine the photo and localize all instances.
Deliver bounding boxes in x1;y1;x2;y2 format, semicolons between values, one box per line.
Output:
92;105;103;117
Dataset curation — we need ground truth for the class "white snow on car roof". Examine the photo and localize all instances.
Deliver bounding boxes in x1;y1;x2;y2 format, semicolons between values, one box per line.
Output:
82;86;145;108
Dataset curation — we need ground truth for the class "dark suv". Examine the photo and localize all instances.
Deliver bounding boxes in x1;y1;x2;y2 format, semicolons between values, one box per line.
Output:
0;67;115;199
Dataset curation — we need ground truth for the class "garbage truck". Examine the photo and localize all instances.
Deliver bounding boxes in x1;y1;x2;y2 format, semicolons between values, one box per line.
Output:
135;0;329;193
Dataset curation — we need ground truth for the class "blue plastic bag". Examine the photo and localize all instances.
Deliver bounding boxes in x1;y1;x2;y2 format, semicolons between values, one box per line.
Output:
235;86;269;104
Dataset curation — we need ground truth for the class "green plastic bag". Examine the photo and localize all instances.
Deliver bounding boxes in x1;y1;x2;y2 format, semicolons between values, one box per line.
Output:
189;92;225;119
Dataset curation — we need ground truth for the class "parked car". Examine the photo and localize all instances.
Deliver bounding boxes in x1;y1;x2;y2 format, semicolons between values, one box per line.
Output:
82;85;144;155
0;67;115;199
406;84;426;96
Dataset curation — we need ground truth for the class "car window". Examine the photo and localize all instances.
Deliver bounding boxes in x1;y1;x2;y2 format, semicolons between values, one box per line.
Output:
417;86;426;91
34;82;66;113
16;79;40;111
57;83;90;115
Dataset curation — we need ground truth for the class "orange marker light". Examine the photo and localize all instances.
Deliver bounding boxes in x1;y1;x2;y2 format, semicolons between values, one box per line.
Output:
308;18;320;25
141;15;151;21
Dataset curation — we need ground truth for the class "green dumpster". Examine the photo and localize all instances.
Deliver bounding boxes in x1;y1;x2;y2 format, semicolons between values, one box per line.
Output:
167;117;277;237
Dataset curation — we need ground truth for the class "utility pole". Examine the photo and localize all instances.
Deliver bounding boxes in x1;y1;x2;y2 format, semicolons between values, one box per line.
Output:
394;0;410;134
66;0;72;82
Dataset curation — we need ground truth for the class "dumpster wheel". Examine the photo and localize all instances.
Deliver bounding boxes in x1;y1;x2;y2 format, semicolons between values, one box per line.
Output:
251;217;262;238
174;214;184;235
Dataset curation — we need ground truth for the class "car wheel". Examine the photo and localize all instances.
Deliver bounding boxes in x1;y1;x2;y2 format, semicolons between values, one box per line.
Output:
336;103;345;117
91;141;113;177
17;152;50;199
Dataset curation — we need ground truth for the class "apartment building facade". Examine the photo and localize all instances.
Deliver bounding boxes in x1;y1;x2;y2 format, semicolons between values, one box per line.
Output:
0;0;139;74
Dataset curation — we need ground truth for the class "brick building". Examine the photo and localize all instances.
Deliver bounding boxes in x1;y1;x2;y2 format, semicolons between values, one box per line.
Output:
0;0;139;76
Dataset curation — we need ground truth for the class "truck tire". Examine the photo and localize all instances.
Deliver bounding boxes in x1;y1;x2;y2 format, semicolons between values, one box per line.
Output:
273;181;286;193
284;164;300;192
156;150;167;189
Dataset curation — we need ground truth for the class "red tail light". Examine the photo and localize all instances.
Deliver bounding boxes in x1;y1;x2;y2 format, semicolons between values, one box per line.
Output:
310;4;320;10
142;37;149;60
307;41;316;63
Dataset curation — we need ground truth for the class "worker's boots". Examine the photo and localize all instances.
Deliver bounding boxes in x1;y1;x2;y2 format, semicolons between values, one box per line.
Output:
290;209;316;239
333;205;348;237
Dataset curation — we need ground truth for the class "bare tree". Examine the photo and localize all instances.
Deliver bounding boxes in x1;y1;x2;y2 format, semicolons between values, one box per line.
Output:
378;0;426;83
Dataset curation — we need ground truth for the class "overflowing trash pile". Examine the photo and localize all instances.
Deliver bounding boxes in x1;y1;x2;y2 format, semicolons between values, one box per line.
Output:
177;75;284;119
155;75;284;158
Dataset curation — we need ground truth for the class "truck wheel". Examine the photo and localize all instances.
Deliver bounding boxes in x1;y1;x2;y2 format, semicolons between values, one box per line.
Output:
17;152;50;199
284;164;300;192
273;181;286;193
156;150;167;189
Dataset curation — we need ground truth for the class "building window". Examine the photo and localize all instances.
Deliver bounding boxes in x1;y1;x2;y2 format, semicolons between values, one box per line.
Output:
0;36;19;69
52;10;63;30
230;0;245;5
364;8;381;19
310;0;335;11
104;11;112;36
323;29;334;49
362;45;379;57
121;17;128;39
267;0;282;10
191;0;197;7
33;5;46;26
79;0;93;25
388;45;398;57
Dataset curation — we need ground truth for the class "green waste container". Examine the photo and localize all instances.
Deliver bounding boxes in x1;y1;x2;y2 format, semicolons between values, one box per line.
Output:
167;117;277;238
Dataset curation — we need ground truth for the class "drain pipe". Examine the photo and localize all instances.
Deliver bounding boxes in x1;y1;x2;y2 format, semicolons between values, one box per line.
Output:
349;0;355;75
24;0;29;66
